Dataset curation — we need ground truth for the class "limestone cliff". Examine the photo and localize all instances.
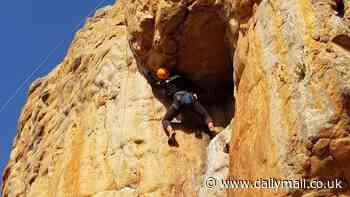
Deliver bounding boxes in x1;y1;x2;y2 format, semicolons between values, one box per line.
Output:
230;0;350;196
2;0;350;197
1;2;232;197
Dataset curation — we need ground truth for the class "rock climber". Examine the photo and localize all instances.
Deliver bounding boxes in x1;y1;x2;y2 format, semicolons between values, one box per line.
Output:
144;67;218;145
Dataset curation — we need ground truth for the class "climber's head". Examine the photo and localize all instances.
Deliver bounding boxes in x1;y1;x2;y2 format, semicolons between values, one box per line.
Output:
156;67;170;80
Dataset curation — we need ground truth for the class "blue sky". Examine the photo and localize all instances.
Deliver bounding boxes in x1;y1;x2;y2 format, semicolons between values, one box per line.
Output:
0;0;115;188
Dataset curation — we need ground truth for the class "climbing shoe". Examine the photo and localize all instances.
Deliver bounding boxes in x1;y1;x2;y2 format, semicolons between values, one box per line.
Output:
168;132;178;147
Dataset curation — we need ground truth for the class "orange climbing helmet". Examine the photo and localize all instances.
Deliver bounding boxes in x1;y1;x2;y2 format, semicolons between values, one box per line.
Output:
156;67;170;80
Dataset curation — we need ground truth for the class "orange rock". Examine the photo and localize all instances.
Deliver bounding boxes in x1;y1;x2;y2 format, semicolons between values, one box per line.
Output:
330;137;350;163
2;0;350;197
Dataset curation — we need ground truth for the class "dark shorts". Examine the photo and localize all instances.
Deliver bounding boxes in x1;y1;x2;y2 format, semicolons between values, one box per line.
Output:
161;91;213;131
172;91;198;109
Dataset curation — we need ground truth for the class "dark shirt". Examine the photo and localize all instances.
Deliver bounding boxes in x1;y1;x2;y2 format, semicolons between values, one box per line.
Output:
145;71;194;98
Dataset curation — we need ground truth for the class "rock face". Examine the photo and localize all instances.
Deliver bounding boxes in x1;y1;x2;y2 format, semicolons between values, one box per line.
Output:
230;0;350;196
1;1;233;197
2;0;350;197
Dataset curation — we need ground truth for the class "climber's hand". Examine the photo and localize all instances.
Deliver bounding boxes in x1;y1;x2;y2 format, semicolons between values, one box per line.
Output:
208;122;223;138
208;122;215;131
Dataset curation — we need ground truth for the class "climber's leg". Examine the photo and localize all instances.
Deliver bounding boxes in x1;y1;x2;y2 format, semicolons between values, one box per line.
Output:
162;102;181;146
162;104;181;134
192;100;221;138
192;101;214;127
193;101;224;137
